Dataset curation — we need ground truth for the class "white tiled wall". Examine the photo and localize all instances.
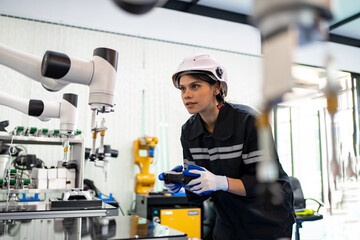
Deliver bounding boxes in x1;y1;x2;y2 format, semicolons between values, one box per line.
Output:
0;15;262;213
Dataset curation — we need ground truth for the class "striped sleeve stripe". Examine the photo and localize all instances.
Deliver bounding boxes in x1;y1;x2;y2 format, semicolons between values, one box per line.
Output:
190;144;244;161
190;148;208;153
242;150;263;159
190;144;243;155
184;159;195;166
208;144;243;154
242;150;264;164
209;150;242;161
192;154;210;160
243;156;263;164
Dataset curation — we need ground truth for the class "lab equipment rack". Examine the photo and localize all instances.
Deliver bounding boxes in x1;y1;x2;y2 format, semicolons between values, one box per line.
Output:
0;133;118;220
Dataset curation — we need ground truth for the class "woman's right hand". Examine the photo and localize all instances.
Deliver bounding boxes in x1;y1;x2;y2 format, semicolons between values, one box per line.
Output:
158;165;183;193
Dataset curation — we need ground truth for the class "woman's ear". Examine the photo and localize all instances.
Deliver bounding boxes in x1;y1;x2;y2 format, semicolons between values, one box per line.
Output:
214;87;220;96
215;82;221;95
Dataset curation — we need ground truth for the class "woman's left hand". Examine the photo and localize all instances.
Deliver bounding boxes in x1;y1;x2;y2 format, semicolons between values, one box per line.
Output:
183;165;228;195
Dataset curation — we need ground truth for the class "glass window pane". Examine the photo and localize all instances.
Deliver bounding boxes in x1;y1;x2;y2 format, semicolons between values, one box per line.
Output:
276;107;293;176
291;108;322;201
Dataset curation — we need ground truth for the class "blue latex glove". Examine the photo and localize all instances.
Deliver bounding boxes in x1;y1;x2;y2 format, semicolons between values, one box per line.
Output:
158;165;183;193
183;165;228;196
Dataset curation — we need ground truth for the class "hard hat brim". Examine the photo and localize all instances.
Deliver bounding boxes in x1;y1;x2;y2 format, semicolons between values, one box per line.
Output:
172;70;218;88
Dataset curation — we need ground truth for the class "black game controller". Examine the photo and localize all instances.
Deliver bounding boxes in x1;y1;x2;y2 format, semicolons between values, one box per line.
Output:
163;172;198;185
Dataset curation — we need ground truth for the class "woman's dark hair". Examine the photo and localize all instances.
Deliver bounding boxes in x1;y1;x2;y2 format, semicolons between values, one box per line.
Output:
189;73;225;105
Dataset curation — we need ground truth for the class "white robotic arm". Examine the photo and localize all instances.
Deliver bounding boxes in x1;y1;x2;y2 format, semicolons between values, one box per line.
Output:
0;43;118;112
0;43;68;92
41;48;118;112
0;91;78;134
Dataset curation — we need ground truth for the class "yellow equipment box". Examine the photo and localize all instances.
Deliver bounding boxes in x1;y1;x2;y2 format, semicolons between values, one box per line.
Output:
160;208;201;239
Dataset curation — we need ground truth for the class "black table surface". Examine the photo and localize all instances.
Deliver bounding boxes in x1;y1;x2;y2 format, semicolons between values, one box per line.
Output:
0;215;188;240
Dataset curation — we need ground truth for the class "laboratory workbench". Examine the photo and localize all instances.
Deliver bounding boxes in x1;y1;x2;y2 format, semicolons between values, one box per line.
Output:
0;199;118;220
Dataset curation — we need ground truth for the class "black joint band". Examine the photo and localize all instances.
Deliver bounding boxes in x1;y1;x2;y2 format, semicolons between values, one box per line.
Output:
28;100;44;116
93;48;118;71
63;93;78;108
112;0;158;15
41;51;71;79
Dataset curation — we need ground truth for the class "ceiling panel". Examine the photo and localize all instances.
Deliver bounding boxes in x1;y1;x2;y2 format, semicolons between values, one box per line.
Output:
330;18;360;40
196;0;253;15
330;0;360;23
163;0;360;48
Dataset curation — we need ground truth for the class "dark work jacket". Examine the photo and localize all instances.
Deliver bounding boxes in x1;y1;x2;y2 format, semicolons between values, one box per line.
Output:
181;102;295;240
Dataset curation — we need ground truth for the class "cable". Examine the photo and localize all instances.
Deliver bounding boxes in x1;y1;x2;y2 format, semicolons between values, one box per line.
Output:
12;155;44;170
117;201;125;216
130;200;136;213
83;178;125;216
83;179;101;195
8;222;21;237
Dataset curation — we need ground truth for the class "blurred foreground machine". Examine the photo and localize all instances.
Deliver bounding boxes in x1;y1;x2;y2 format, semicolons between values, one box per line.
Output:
252;0;338;209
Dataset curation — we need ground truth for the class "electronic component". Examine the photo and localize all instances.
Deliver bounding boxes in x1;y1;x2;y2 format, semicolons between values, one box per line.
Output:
163;172;197;185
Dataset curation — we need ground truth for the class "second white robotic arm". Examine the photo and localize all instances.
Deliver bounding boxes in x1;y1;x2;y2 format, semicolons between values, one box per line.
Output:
0;91;78;134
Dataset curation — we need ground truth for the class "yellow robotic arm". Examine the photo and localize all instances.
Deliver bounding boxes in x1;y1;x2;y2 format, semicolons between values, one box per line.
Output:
134;136;158;194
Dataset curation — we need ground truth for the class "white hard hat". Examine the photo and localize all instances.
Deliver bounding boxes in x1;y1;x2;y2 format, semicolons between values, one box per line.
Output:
172;53;228;97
